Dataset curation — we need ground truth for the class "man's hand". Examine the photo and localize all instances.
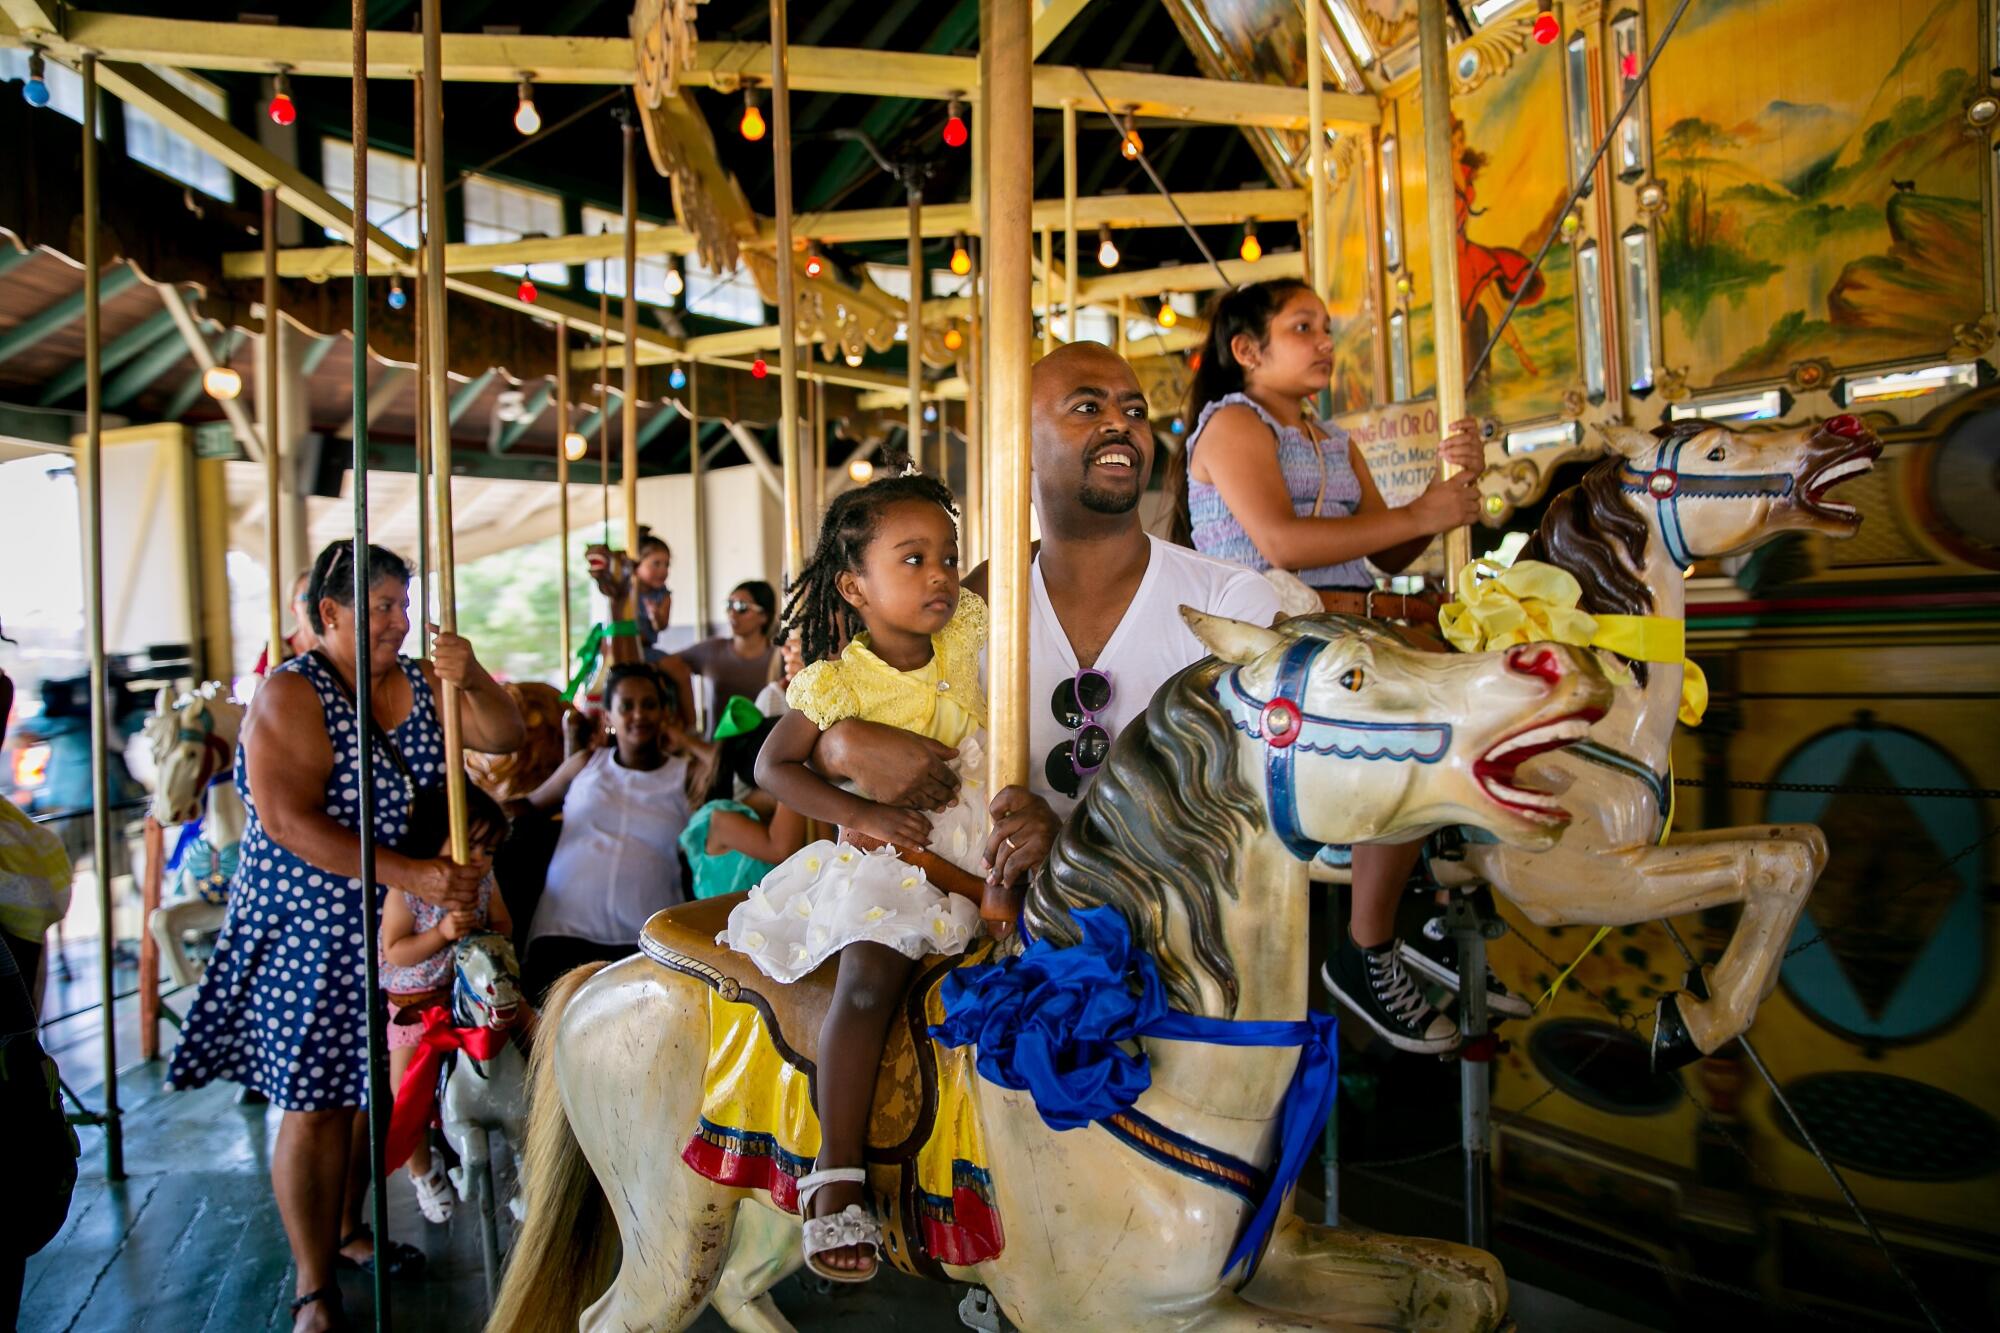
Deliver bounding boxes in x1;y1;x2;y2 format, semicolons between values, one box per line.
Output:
814;719;960;811
983;786;1059;890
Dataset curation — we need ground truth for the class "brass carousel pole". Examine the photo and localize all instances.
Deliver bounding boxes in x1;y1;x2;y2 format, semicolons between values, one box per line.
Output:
1419;1;1471;591
78;53;124;1182
621;112;640;551
1062;99;1077;343
556;316;572;667
1116;292;1128;357
983;0;1032;921
412;72;432;656
1306;2;1328;304
1039;227;1054;353
964;241;983;565
810;371;826;535
597;236;611;542
421;0;468;864
689;364;710;639
771;0;806;581
262;188;285;670
352;8;392;1324
906;185;923;471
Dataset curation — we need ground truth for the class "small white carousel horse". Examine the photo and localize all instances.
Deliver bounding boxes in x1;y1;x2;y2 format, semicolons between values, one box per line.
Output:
489;618;1617;1333
1453;415;1879;1068
142;684;246;988
439;930;530;1298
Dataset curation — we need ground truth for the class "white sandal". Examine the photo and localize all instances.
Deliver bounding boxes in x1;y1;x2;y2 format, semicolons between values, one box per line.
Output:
796;1166;881;1283
411;1163;456;1225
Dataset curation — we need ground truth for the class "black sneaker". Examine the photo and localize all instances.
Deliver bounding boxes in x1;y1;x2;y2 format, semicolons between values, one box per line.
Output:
1399;931;1533;1022
1321;936;1460;1054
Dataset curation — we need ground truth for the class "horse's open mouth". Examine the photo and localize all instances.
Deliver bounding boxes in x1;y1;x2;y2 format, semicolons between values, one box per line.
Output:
1473;710;1603;823
1797;442;1880;522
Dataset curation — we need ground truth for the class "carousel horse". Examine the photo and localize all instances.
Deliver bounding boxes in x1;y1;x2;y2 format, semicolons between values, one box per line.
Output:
488;617;1618;1333
142;684;246;988
1440;415;1879;1069
468;682;573;804
436;930;531;1297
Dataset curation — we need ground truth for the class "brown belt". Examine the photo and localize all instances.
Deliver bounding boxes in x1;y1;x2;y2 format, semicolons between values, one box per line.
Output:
1315;588;1443;628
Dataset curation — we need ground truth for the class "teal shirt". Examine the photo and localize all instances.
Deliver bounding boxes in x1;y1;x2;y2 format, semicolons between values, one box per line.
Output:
680;799;777;900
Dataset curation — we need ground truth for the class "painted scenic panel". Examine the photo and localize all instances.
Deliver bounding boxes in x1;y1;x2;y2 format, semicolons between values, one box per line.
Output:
1397;24;1580;424
1326;148;1378;414
1647;0;1986;386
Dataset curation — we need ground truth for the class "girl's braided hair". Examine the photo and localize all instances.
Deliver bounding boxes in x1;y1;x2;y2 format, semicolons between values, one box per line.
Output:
780;472;960;666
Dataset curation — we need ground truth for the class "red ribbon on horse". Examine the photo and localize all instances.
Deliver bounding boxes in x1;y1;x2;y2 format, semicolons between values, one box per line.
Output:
385;1006;507;1172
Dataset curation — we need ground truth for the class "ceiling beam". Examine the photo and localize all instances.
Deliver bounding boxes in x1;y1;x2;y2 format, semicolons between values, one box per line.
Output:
0;13;1377;131
1032;0;1095;58
159;285;263;460
231;189;1309;281
0;265;140;368
1076;250;1305;304
39;308;180;404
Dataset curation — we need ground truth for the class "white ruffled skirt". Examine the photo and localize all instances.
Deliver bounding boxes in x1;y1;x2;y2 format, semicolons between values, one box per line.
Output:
718;740;988;984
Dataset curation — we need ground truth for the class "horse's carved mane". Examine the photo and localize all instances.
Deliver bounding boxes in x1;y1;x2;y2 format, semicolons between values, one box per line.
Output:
1525;456;1655;683
1023;652;1261;1015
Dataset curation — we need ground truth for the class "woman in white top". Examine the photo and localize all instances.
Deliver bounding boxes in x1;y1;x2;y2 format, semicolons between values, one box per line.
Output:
521;662;712;1003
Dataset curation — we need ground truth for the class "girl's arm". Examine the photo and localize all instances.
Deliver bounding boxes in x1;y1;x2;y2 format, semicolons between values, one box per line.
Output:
1197;406;1433;571
754;709;931;847
707;803;810;864
523;749;591;813
1347;419;1486;574
381;891;447;969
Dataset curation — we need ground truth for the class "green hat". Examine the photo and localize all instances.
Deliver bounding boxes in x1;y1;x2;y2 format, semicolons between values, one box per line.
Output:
711;694;765;741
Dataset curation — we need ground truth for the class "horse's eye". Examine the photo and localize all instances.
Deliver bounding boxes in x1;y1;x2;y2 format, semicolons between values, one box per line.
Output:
1706;446;1726;462
1339;668;1364;692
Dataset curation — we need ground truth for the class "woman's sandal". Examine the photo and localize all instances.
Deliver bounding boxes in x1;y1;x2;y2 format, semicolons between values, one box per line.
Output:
289;1285;346;1330
796;1166;882;1284
335;1225;426;1277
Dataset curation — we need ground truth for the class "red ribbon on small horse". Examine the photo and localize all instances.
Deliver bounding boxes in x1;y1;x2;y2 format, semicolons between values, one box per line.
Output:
385;1006;507;1172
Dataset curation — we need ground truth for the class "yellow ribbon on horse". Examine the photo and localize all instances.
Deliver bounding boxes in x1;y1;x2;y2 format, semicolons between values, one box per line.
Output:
1439;559;1706;727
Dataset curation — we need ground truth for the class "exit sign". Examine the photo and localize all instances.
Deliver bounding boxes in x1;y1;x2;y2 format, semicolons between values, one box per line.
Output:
193;421;246;461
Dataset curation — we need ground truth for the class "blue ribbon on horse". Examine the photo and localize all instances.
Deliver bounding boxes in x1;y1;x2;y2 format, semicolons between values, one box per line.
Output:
932;906;1337;1278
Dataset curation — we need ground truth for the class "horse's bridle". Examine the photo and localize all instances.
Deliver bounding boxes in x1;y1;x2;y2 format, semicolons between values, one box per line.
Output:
1617;432;1797;568
1214;636;1452;862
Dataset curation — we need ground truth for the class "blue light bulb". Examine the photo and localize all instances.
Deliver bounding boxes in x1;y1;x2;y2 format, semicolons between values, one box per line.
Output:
23;75;50;108
668;366;687;391
1169;418;1186;435
386;284;407;310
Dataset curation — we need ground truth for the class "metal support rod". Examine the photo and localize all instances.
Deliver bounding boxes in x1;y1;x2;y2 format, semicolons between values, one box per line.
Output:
412;71;432;657
1040;227;1054;354
983;0;1032;895
621;114;640;550
964;241;984;566
597;236;611;541
1448;894;1492;1249
1416;0;1470;591
907;186;924;470
1306;3;1327;303
421;0;467;864
79;53;124;1184
262;188;286;670
810;372;826;537
771;2;805;583
1062;99;1077;344
350;10;390;1327
689;365;709;640
1116;292;1128;357
556;315;572;667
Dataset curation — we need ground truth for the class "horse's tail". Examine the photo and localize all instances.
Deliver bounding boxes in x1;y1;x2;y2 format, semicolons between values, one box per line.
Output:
485;962;616;1333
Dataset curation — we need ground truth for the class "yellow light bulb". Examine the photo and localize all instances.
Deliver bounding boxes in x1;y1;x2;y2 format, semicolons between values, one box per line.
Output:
847;458;875;483
513;82;540;136
949;235;972;277
1097;227;1119;269
1158;302;1178;330
563;431;587;461
1239;230;1263;264
740;101;767;142
943;326;964;352
203;365;242;401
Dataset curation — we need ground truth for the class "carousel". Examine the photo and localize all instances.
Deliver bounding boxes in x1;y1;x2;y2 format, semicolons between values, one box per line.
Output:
0;1;1994;1331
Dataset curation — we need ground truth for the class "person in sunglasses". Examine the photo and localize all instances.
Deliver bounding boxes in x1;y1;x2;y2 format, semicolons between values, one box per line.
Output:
668;580;777;736
718;473;992;1284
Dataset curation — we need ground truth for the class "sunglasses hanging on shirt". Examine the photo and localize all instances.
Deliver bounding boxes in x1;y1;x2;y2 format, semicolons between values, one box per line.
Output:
1045;668;1114;798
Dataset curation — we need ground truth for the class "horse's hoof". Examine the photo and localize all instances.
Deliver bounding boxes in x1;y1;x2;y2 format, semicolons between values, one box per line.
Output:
1651;993;1704;1073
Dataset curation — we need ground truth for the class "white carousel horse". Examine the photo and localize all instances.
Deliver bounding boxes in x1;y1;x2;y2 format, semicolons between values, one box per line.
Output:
438;930;530;1299
488;618;1617;1333
1450;415;1880;1068
142;684;246;988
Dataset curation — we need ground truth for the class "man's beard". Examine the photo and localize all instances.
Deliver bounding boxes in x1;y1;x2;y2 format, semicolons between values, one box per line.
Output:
1077;479;1141;514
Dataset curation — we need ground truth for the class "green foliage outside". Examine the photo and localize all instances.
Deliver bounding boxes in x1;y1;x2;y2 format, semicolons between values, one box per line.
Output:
453;526;623;687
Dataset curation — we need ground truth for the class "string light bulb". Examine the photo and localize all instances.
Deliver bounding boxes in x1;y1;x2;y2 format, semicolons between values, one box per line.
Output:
387;277;407;310
1119;112;1143;161
267;70;296;126
847;458;875;483
663;266;684;298
516;277;538;303
563;431;587;460
1157;298;1178;330
1097;226;1120;270
923;403;939;424
23;49;51;108
203;365;242;401
1533;0;1559;45
949;233;972;277
943;325;964;352
804;246;825;280
1239;222;1262;264
668;366;688;390
751;357;768;379
739;89;767;142
513;77;540;135
843;348;864;368
942;97;969;149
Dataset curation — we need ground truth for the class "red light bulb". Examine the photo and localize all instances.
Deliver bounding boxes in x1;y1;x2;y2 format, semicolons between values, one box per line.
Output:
517;278;538;303
943;114;968;149
1619;51;1639;80
1533;12;1559;44
805;253;824;279
268;92;296;126
751;358;768;379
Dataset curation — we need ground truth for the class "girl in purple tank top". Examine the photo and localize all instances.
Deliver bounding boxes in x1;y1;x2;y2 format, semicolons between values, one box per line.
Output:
1171;278;1488;1057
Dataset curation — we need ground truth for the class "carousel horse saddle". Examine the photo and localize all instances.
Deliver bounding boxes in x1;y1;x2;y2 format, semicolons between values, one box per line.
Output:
639;893;1004;1275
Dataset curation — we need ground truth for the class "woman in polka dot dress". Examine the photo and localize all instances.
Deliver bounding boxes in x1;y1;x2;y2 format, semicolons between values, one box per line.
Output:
168;540;523;1333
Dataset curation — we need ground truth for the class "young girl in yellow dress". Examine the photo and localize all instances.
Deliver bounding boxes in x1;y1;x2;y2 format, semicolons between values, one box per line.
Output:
718;472;986;1284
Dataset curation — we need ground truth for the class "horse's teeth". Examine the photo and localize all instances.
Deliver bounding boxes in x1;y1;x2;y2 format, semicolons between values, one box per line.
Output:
1488;716;1589;759
1815;458;1873;487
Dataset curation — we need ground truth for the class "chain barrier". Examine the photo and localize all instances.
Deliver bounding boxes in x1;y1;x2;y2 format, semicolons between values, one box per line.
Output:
1673;776;2000;800
1783;826;1999;961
